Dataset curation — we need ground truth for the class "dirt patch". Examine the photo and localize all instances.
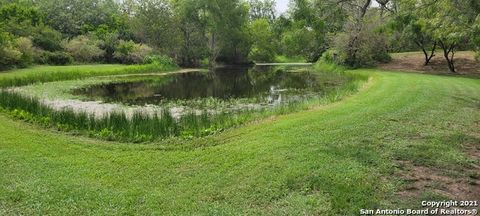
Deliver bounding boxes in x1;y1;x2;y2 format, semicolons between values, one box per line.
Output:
396;160;480;200
379;51;480;77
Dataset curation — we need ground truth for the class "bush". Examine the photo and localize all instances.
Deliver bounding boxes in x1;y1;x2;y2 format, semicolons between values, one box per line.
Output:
0;33;36;69
64;35;104;63
332;15;391;67
114;40;153;64
41;51;73;65
33;26;63;51
0;45;22;69
319;49;339;64
248;47;275;63
15;37;34;67
143;54;177;67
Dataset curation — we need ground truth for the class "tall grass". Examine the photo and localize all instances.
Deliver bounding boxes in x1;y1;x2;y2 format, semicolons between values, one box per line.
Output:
0;64;178;88
0;90;254;142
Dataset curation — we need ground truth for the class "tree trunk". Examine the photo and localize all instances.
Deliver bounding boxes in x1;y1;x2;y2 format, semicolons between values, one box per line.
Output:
439;41;456;73
421;42;436;66
415;40;436;66
209;33;219;69
445;51;455;73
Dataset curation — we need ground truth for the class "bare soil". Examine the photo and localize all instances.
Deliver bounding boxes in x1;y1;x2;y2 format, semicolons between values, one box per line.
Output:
396;160;480;200
379;51;480;76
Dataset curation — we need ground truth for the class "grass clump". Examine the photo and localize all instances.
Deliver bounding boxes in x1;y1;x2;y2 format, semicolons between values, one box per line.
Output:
0;90;251;142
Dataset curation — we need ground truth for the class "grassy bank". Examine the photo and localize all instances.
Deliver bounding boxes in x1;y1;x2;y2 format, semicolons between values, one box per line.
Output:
274;55;307;63
0;69;478;215
0;64;178;87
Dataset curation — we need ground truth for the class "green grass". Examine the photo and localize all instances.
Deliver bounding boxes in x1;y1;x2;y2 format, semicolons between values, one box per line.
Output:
0;68;479;215
0;64;178;87
274;55;307;63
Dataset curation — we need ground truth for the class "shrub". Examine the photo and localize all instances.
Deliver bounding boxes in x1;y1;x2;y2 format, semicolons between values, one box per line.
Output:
332;15;391;67
64;35;104;63
143;54;177;67
15;37;34;67
319;49;339;64
248;47;274;62
0;45;21;69
114;40;153;64
0;33;36;69
41;51;73;65
33;26;63;51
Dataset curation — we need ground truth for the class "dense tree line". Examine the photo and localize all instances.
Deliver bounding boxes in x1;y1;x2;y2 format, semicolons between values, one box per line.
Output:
0;0;478;72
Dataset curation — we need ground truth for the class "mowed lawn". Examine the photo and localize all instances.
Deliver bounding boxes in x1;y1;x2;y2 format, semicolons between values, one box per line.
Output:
0;69;479;215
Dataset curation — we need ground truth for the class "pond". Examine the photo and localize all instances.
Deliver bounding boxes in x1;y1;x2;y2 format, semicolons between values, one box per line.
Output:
73;65;347;110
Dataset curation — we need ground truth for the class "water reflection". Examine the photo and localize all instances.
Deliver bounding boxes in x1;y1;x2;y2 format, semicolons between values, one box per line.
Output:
73;65;334;106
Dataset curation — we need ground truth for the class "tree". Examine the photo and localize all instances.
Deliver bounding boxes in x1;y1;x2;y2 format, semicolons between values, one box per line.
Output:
129;0;179;56
33;25;63;52
248;18;276;62
425;0;477;72
196;0;250;66
280;0;328;62
248;0;276;22
0;2;42;37
386;0;436;65
172;0;209;66
37;0;123;37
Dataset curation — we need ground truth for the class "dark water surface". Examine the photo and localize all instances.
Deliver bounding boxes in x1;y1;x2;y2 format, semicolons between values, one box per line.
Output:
73;66;345;106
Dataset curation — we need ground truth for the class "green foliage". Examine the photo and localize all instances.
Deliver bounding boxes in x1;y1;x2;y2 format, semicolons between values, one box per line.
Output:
15;37;34;67
96;31;119;63
0;0;476;70
0;2;42;37
333;14;391;67
64;35;104;63
32;25;63;51
131;0;179;58
248;18;275;62
40;51;73;65
0;32;35;69
37;0;123;37
143;54;177;67
114;40;153;64
248;0;276;22
273;55;306;63
319;49;339;64
0;31;21;70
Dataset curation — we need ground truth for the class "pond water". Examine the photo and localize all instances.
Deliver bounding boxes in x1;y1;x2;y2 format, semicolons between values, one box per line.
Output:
73;66;345;108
